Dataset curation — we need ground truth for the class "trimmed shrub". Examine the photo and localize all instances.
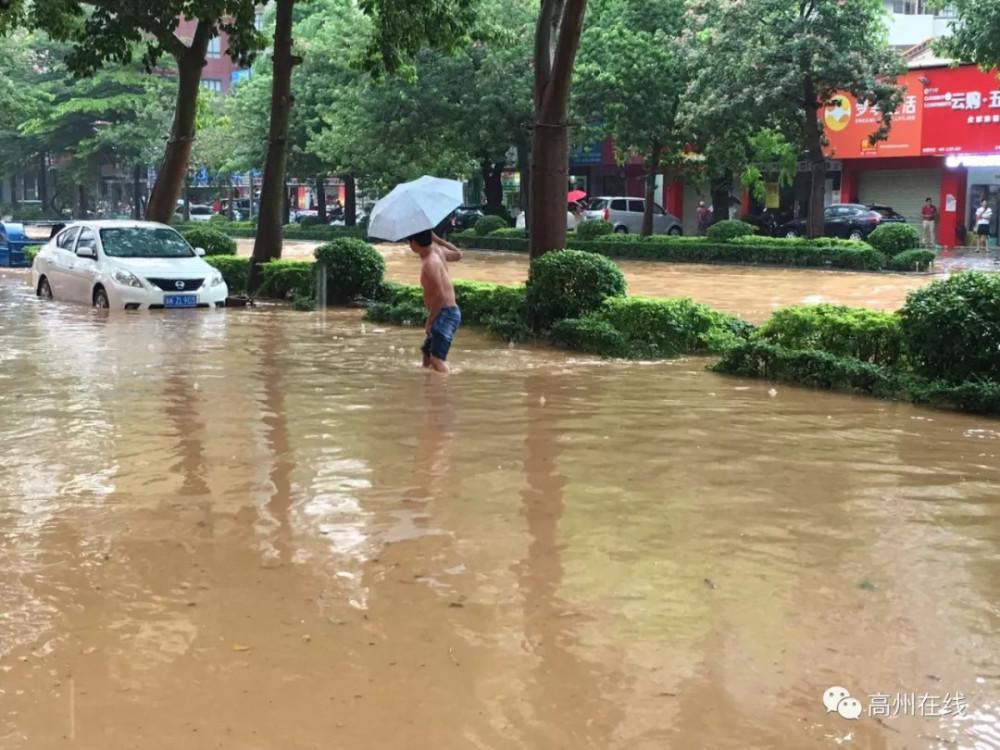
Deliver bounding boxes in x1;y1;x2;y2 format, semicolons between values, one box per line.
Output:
576;219;614;241
259;260;315;300
314;238;385;304
889;249;935;272
706;219;754;242
489;227;527;238
454;280;526;327
207;213;229;224
590;296;748;358
899;271;1000;382
867;223;921;255
474;215;507;236
525;250;627;331
23;245;40;265
364;300;428;326
754;304;903;367
548;317;629;357
298;216;325;227
204;256;250;294
375;280;423;305
180;226;238;256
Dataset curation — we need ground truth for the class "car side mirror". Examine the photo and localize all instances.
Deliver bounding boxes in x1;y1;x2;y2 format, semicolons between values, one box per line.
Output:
194;247;206;257
77;247;97;260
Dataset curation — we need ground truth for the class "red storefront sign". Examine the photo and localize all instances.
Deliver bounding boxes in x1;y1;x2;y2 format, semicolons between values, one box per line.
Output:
920;66;1000;155
824;72;923;158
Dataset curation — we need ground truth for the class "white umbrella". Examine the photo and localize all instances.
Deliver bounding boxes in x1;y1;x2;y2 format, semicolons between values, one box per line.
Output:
367;175;464;242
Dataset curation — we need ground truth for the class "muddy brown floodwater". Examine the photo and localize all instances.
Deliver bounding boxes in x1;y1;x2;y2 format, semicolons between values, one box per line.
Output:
238;238;940;321
2;268;1000;750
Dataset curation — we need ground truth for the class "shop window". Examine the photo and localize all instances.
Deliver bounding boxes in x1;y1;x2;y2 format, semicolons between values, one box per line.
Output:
201;79;223;92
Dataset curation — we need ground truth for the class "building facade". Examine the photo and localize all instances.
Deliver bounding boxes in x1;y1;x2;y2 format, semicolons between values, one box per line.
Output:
825;63;1000;247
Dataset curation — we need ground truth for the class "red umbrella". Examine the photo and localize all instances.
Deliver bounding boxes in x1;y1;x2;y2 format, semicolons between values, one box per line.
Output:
567;189;587;203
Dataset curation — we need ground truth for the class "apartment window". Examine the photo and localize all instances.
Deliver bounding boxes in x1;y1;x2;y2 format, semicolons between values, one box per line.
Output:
207;36;221;59
201;79;223;92
892;0;936;14
254;12;264;30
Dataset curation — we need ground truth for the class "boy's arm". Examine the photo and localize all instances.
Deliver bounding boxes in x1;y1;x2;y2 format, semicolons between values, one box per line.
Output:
431;232;462;261
421;266;442;333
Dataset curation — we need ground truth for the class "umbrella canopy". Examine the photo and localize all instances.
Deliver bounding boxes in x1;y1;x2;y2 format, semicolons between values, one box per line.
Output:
567;189;587;203
368;176;464;242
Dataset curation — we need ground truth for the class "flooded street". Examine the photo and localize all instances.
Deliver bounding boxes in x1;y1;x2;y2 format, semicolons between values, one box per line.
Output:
3;268;1000;750
244;239;956;321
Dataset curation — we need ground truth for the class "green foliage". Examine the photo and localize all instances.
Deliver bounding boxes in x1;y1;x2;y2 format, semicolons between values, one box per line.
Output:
589;296;749;357
711;341;1000;418
23;245;40;265
180;226;238;256
525;250;627;331
314;238;386;303
899;271;1000;383
889;249;936;272
207;213;230;224
935;0;1000;71
474;214;507;236
706;219;754;242
867;223;921;256
755;304;903;366
204;255;250;294
450;233;894;270
489;227;527;238
548;317;629;357
298;216;325;227
259;260;316;300
576;219;614;241
365;300;429;326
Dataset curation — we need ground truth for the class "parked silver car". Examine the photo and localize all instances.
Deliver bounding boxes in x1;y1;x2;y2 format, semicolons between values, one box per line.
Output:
584;196;683;235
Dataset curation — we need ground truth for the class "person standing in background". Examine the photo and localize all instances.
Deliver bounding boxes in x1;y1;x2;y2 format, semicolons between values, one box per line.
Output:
920;197;938;248
974;199;992;251
696;201;710;235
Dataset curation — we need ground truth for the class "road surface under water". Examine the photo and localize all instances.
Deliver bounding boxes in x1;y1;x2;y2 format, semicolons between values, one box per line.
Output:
2;271;1000;749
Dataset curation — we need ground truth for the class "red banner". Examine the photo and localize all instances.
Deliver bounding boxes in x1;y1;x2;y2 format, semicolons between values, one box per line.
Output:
920;66;1000;155
824;72;923;158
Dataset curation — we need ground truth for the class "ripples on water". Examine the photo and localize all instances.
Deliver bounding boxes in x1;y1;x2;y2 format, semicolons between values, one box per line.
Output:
1;271;999;749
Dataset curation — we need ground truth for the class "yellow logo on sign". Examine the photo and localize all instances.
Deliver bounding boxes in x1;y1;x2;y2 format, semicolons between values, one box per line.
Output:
825;96;851;132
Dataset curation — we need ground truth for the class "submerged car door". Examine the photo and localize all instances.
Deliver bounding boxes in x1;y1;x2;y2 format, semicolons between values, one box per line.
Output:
67;227;99;303
46;227;81;298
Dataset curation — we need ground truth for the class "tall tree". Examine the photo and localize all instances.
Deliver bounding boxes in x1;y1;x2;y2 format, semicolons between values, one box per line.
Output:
574;0;687;236
936;0;1000;69
530;0;587;258
248;0;302;293
686;0;904;237
29;0;262;223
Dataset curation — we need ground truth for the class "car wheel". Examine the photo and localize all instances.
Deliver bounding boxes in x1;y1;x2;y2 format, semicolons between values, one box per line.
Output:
614;226;628;234
785;229;799;238
848;230;864;241
37;276;53;300
93;286;110;309
668;226;682;236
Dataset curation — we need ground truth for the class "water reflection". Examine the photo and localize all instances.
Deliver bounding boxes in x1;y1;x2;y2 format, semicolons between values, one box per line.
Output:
1;273;999;749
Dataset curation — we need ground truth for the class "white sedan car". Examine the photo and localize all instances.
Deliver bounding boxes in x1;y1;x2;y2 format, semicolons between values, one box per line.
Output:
31;220;229;310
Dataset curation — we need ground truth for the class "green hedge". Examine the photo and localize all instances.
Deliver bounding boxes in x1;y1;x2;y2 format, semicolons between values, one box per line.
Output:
706;219;754;242
23;245;40;265
179;226;238;256
888;249;935;272
205;256;250;294
754;304;903;367
449;234;892;271
172;221;367;242
314;238;385;303
525;249;627;331
899;271;1000;383
711;341;1000;417
868;223;921;255
576;219;614;241
259;260;315;300
474;215;507;236
549;296;751;358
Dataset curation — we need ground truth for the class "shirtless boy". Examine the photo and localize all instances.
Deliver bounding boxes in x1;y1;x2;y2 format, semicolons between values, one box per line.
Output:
408;229;462;373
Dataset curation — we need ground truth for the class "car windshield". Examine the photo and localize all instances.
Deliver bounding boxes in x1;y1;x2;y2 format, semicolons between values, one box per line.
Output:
100;227;195;258
588;199;608;210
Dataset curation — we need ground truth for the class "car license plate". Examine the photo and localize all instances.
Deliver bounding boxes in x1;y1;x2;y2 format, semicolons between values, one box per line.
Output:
164;294;197;308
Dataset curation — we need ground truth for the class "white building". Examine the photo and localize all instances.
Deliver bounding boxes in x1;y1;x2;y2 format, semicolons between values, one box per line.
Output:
884;0;955;48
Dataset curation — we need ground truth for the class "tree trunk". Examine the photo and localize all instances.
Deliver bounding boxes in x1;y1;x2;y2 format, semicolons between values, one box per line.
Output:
144;21;213;224
38;153;48;215
9;175;17;207
282;185;291;226
77;184;87;218
641;143;661;237
803;76;826;239
710;171;732;226
516;132;531;227
183;174;191;221
344;174;357;226
529;0;588;259
481;160;505;215
249;173;256;220
227;181;236;220
316;176;327;223
133;163;143;219
249;0;300;294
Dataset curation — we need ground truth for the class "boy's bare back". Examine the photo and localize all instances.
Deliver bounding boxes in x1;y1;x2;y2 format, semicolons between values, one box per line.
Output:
420;246;456;309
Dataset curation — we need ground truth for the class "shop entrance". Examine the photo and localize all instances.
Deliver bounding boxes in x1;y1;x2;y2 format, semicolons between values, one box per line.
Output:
969;184;1000;241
